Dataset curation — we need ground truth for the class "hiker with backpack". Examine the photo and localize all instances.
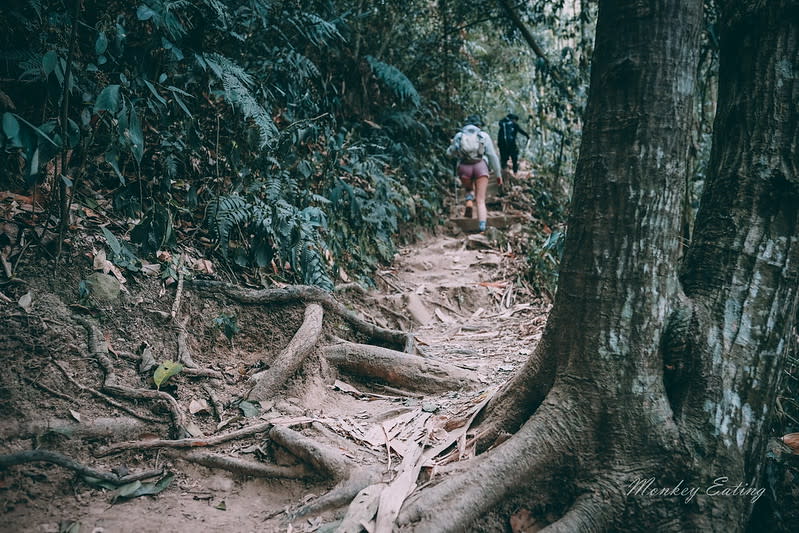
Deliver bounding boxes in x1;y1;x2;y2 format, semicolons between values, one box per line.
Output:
446;114;501;233
497;113;529;174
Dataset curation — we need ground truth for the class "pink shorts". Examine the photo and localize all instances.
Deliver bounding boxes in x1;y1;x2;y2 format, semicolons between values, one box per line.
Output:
458;160;489;187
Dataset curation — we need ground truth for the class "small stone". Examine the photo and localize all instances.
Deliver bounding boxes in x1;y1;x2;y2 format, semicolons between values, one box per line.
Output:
85;272;121;302
422;402;438;413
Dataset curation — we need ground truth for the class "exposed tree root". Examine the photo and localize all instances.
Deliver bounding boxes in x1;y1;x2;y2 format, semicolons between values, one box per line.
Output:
539;481;624;533
269;425;380;518
397;392;579;532
171;450;314;480
202;383;223;421
0;450;162;485
189;280;414;352
472;343;556;452
76;317;187;437
0;417;153;443
95;421;276;456
52;360;163;423
176;317;197;368
249;303;324;400
321;340;477;393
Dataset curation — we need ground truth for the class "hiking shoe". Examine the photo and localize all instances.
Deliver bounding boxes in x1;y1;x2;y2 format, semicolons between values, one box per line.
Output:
464;199;474;218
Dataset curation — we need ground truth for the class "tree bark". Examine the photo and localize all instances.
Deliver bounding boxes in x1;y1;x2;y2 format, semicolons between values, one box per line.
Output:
397;0;797;530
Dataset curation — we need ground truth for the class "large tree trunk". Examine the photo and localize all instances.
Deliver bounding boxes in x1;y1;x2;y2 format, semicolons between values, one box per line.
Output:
398;0;798;531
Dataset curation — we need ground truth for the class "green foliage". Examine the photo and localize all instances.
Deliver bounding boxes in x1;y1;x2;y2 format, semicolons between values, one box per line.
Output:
153;360;183;389
213;312;239;341
366;56;421;108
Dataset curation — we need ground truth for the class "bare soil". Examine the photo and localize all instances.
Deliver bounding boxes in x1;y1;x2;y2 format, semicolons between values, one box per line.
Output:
0;225;549;533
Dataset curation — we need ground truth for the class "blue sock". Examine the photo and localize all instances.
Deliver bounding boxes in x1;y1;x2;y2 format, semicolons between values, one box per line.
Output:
479;220;486;232
465;192;475;201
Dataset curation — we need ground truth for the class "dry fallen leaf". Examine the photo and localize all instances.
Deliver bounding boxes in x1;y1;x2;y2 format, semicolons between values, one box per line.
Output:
189;398;211;415
781;433;799;454
141;262;161;276
156;250;172;262
17;292;32;313
194;258;214;274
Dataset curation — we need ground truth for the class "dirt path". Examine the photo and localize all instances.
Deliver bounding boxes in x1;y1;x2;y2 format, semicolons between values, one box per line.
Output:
1;226;549;533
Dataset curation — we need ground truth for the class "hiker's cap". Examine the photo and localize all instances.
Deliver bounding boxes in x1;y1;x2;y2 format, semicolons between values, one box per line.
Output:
507;113;519;121
465;114;484;127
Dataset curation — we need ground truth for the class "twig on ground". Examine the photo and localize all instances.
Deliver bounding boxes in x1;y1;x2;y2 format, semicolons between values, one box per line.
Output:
52;360;162;423
0;449;159;485
96;421;275;456
170;450;313;479
76;317;187;436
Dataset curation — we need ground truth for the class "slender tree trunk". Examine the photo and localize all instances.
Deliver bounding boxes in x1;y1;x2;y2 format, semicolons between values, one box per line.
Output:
399;0;798;531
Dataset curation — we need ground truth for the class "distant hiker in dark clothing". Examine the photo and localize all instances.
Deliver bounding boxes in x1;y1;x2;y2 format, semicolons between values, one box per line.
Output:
446;114;501;233
497;113;529;173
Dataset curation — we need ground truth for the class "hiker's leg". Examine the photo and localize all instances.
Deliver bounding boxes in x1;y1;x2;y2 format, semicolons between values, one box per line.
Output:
475;175;489;231
499;146;510;169
510;148;520;173
458;164;475;218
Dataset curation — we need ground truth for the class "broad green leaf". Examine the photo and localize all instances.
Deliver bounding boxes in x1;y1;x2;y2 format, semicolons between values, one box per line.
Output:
143;80;166;105
166;85;193;98
104;148;125;184
42;51;58;76
101;226;123;256
12;114;58;147
127;472;174;497
116;480;142;498
128;106;144;163
238;400;260;417
83;476;117;490
94;84;121;113
95;32;108;55
172;93;192;118
153;360;183;389
2;112;20;140
137;5;157;21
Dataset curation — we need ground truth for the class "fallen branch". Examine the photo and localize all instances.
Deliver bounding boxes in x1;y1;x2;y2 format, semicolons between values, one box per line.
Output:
0;449;160;485
96;421;275;456
248;303;323;401
52;360;163;423
321;340;477;393
171;450;314;480
189;280;414;352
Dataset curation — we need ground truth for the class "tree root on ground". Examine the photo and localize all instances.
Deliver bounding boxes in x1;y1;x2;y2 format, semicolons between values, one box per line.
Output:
471;342;556;453
76;317;187;437
0;450;163;485
397;391;583;532
269;425;380;519
189;280;415;353
321;340;477;393
0;417;153;443
169;450;314;480
176;317;197;368
52;360;163;423
249;303;324;401
95;421;276;456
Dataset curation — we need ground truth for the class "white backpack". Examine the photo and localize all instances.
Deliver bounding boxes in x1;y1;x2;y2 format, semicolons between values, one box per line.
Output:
457;130;485;162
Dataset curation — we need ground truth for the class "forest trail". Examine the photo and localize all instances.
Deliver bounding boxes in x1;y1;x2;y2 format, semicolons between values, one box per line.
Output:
1;173;551;533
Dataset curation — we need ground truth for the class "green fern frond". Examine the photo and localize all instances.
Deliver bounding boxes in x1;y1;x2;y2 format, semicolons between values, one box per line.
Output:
365;56;420;108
